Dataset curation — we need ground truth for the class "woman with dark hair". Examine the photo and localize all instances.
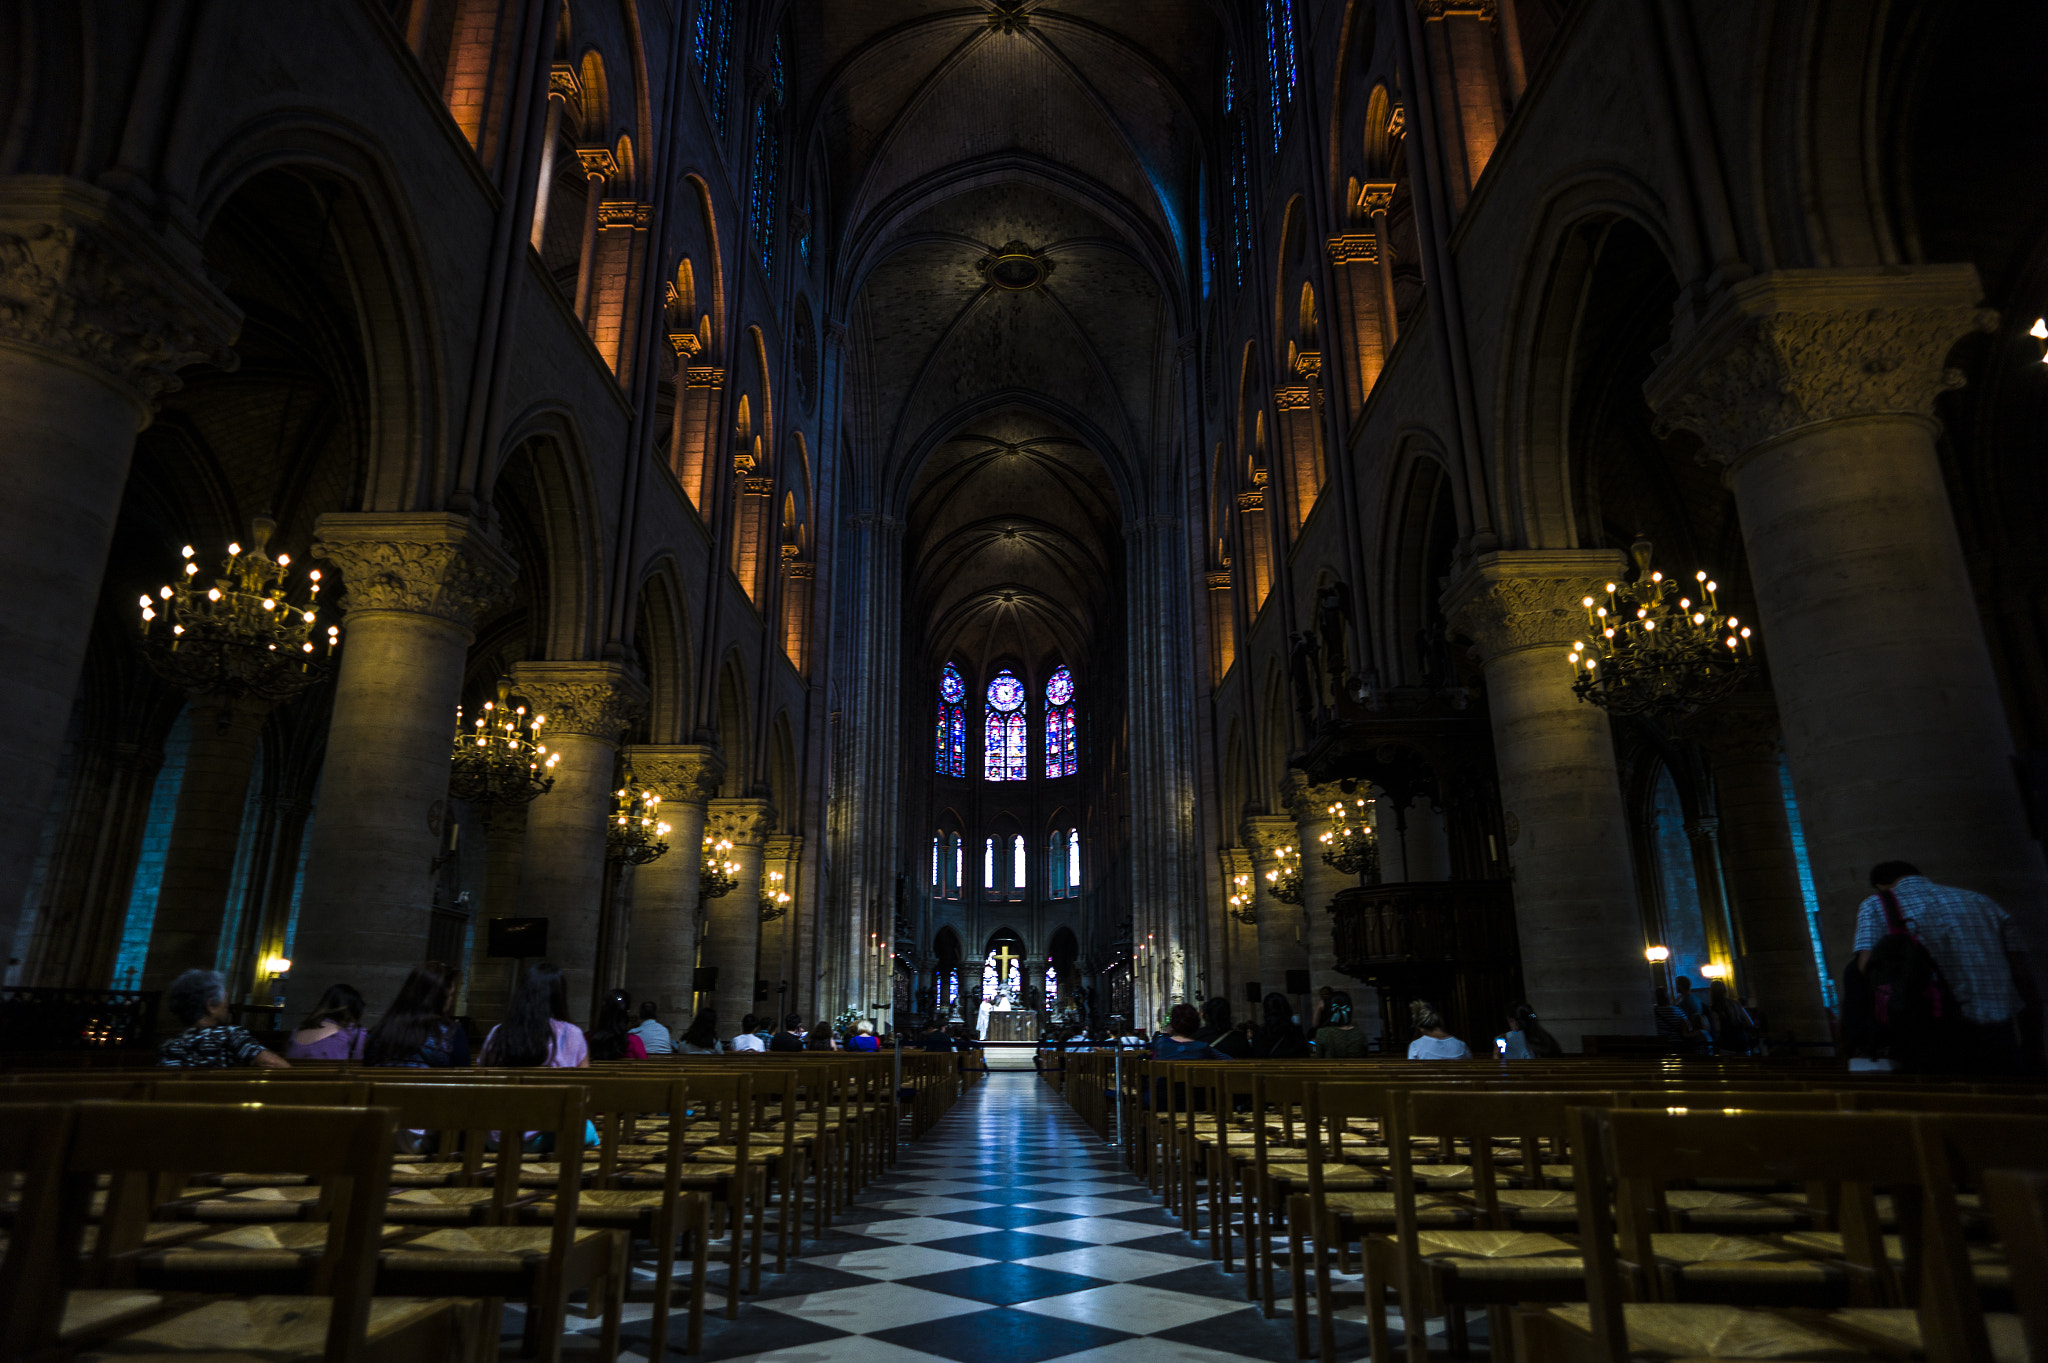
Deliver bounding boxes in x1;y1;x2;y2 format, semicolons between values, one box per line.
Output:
1502;1003;1561;1059
1704;979;1756;1056
159;969;288;1069
1406;999;1471;1060
587;989;644;1060
1313;991;1367;1057
479;961;588;1068
1196;996;1251;1059
364;961;470;1068
676;1009;722;1054
286;983;367;1061
804;1019;837;1051
1151;1002;1225;1061
1250;992;1310;1058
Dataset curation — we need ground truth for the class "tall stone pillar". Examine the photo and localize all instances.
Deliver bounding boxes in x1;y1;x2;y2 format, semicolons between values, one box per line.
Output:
1689;708;1829;1042
290;513;514;1014
510;661;647;1026
759;834;801;1011
465;804;529;1024
1283;771;1348;1001
1326;233;1390;414
1646;266;2048;957
1444;550;1650;1049
621;744;722;1014
141;695;269;992
1219;846;1258;1011
702;798;773;1023
0;182;238;970
1244;814;1307;1006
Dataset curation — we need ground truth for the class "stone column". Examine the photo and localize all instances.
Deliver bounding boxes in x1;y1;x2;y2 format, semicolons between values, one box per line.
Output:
759;834;801;1008
1689;710;1834;1046
1219;846;1258;1010
141;695;269;992
1444;550;1650;1048
510;661;647;1026
1326;233;1390;414
465;804;529;1024
288;513;514;1014
0;182;238;970
702;798;773;1023
1645;266;2048;957
1244;814;1307;1005
571;149;616;323
1283;771;1348;1000
621;744;721;1016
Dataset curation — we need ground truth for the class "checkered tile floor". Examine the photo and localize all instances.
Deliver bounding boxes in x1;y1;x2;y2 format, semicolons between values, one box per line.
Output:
534;1070;1442;1360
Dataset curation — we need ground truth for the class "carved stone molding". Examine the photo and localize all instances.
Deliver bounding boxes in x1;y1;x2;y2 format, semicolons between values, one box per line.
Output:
0;179;239;413
786;561;815;580
598;201;653;229
686;366;725;386
1358;182;1397;216
510;661;649;742
621;743;725;804
1327;233;1380;265
706;797;775;847
1206;570;1233;590
765;834;801;864
1441;549;1628;662
1418;0;1497;19
311;512;516;633
1236;489;1265;512
576;148;619;180
1275;386;1314;412
1280;769;1346;825
1644;266;1996;469
1241;813;1299;857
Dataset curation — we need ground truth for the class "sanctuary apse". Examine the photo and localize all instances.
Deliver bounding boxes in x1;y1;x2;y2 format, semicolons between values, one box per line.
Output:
1;0;2045;1060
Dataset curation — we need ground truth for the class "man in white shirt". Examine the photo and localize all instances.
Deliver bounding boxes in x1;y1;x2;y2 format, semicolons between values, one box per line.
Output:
729;1012;767;1053
632;1002;674;1056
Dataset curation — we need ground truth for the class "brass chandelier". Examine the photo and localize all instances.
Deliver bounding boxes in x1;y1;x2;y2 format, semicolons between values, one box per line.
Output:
137;518;337;704
1567;537;1754;720
1264;844;1304;905
1227;871;1257;925
1319;796;1380;880
760;868;791;922
699;835;739;903
606;765;671;866
449;679;559;807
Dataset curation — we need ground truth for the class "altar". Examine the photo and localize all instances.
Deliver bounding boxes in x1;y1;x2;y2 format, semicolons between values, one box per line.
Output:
985;1010;1037;1042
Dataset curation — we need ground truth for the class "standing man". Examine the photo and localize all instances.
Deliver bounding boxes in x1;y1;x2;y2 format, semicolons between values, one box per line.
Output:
1854;861;2035;1075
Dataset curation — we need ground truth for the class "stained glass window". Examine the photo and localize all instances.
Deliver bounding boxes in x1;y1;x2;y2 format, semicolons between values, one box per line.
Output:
1045;666;1077;777
1045;962;1059;1001
935;663;965;775
1224;50;1252;294
931;833;940;887
983;837;995;889
1067;828;1081;893
692;0;732;139
748;34;785;275
984;670;1026;781
1265;0;1297;153
1012;834;1027;890
1048;831;1067;897
952;834;964;897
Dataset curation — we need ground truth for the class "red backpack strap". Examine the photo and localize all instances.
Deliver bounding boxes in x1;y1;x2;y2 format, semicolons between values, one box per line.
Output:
1877;887;1911;937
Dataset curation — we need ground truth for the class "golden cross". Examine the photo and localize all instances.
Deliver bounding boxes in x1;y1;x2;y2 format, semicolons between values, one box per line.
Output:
990;943;1021;987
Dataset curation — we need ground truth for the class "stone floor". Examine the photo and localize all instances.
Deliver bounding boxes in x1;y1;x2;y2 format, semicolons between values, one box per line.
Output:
537;1069;1428;1361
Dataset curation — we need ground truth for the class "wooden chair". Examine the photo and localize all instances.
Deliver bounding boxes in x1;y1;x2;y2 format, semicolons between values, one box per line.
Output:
366;1082;623;1363
1908;1114;2048;1363
642;1068;760;1308
49;1100;484;1362
1519;1108;1918;1363
1982;1168;2048;1362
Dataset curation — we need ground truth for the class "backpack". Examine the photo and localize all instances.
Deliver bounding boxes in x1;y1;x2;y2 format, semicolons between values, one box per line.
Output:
1864;888;1959;1059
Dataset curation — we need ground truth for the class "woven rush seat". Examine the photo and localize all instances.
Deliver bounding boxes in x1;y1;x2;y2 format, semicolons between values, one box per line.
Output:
1664;1189;1811;1232
181;1187;325;1221
74;1294;475;1361
383;1162;475;1188
380;1224;613;1270
1325;1189;1471;1225
1411;1229;1583;1280
1265;1161;1386;1192
1780;1230;2009;1288
153;1222;413;1269
1541;1301;1892;1359
208;1173;313;1188
60;1290;168;1344
381;1187;510;1224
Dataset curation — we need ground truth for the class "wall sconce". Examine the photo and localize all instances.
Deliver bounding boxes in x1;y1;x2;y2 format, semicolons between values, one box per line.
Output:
1699;962;1729;980
262;955;292;977
1643;945;1669;964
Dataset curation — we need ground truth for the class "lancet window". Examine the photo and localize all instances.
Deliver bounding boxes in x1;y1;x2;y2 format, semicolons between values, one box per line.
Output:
1045;666;1077;777
1047;828;1080;899
748;34;785;274
984;670;1027;781
692;0;732;139
935;662;966;776
1265;0;1297;153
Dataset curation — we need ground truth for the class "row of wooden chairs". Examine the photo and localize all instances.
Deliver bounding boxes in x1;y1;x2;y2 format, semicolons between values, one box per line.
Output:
1;1052;971;1361
1057;1055;2048;1363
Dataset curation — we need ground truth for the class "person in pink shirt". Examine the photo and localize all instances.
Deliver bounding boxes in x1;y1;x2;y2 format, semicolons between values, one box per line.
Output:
588;989;646;1060
480;961;589;1068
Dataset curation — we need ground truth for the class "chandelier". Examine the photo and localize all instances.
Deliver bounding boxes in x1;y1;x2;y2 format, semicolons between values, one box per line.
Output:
699;835;739;903
760;868;791;922
1228;871;1257;925
1319;796;1380;880
449;678;559;807
1567;537;1754;719
137;517;338;704
606;766;671;866
1264;844;1303;905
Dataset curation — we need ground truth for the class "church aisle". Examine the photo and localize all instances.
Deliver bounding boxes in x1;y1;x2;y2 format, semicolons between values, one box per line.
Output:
598;1069;1375;1362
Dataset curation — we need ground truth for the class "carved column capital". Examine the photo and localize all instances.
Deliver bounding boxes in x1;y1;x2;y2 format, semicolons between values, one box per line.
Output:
765;834;801;864
0;179;240;418
311;512;516;634
1220;846;1254;878
1241;814;1299;857
706;797;776;847
511;661;649;742
1644;266;1997;468
1358;182;1398;216
1441;550;1628;662
1326;233;1379;265
621;743;724;804
1279;770;1346;824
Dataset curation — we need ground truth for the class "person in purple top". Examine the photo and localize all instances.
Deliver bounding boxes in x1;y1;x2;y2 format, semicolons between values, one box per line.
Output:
285;983;367;1061
480;961;589;1068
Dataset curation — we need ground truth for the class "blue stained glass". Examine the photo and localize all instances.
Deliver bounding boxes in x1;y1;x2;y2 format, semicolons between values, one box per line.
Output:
948;708;965;778
1046;666;1074;707
935;700;950;775
941;662;965;703
113;708;193;988
694;0;732;139
935;664;966;775
1266;0;1297;154
748;33;786;276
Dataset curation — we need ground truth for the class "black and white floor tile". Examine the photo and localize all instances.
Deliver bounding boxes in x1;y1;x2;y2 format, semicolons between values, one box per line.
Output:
531;1070;1443;1361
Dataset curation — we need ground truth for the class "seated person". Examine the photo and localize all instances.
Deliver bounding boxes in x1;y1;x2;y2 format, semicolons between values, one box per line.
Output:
1313;991;1368;1057
285;982;366;1061
159;968;288;1069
